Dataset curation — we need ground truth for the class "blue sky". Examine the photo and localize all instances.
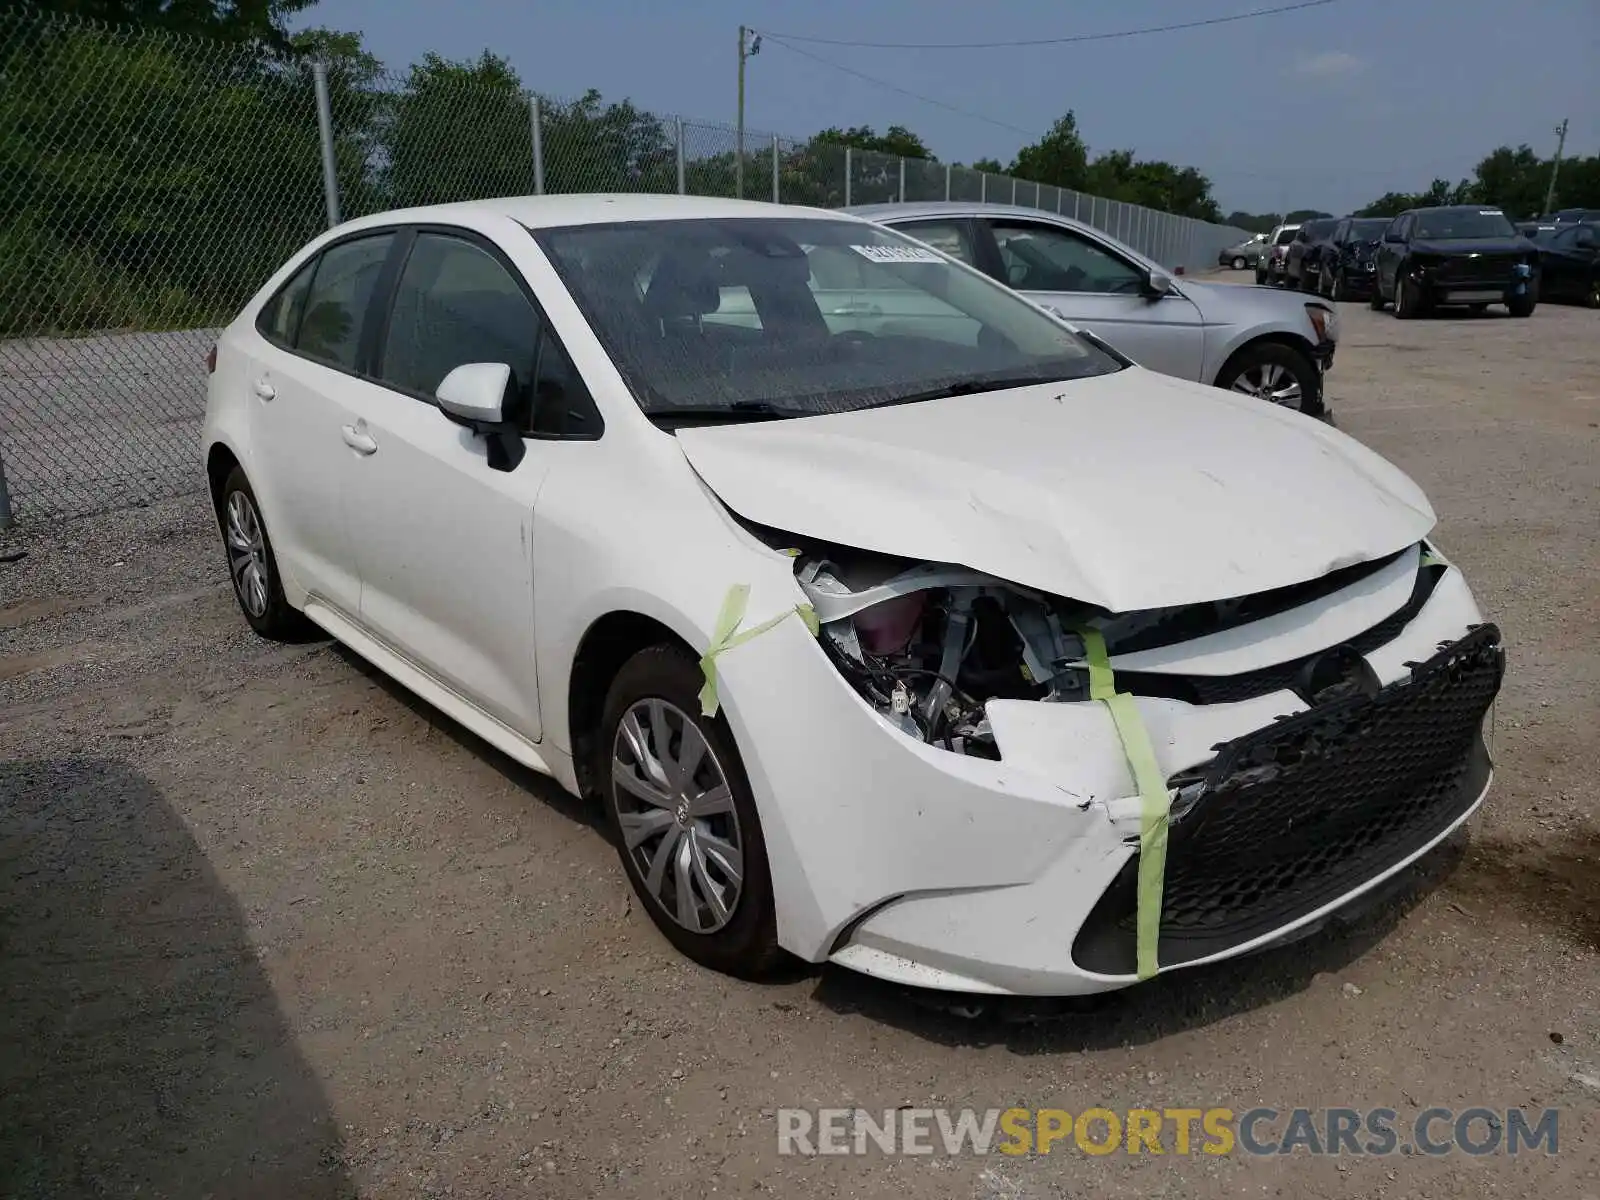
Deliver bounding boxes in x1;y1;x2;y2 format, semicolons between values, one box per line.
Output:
294;0;1598;216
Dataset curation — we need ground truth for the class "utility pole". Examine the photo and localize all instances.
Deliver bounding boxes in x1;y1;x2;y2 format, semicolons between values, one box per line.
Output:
736;26;760;199
1542;118;1568;217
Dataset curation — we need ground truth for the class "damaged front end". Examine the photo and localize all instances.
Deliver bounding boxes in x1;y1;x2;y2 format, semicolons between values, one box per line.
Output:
791;539;1504;978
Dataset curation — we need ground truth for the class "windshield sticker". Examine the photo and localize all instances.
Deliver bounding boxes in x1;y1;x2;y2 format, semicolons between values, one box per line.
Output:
850;244;945;264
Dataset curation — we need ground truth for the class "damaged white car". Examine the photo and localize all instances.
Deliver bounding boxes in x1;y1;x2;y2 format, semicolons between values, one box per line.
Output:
203;194;1504;996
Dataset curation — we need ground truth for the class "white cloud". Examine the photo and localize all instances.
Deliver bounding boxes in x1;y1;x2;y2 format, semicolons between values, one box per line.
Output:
1293;51;1364;79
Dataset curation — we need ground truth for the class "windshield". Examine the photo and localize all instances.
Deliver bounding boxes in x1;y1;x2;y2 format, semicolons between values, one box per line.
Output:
1273;227;1298;245
1347;219;1388;242
534;217;1124;419
1413;210;1517;239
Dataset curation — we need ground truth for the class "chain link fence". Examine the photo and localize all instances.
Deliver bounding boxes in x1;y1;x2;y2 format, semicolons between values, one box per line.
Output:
0;7;1251;525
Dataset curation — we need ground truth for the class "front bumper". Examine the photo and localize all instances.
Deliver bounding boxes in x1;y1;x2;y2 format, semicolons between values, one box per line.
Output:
724;556;1501;996
1338;261;1378;293
1411;262;1536;306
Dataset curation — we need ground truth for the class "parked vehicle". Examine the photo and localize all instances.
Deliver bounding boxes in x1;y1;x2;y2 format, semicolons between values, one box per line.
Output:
848;202;1336;416
1516;219;1557;239
1371;206;1540;318
1320;217;1390;300
1218;233;1268;270
1549;208;1600;226
1257;223;1301;285
1531;220;1600;306
203;193;1503;996
1285;218;1340;292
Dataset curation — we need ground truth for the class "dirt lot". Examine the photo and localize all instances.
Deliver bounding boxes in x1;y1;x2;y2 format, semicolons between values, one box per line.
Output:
2;292;1598;1199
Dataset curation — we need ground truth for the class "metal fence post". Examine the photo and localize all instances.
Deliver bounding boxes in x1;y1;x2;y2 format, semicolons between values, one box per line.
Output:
844;147;852;206
311;61;340;227
675;117;686;194
0;449;13;530
529;94;545;195
898;157;906;202
944;162;951;201
981;174;987;203
1010;177;1017;204
1073;193;1081;221
772;134;781;203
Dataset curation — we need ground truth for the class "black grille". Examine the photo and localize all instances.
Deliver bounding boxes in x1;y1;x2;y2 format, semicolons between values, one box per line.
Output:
1113;563;1445;706
1073;623;1504;976
1435;253;1520;285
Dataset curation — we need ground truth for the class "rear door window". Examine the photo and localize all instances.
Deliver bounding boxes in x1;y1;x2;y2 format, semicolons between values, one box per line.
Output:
296;233;394;371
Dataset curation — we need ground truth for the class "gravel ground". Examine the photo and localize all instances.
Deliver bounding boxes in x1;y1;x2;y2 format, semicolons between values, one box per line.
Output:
2;290;1598;1198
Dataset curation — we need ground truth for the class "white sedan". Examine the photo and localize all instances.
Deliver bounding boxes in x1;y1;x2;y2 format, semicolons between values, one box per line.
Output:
203;194;1504;996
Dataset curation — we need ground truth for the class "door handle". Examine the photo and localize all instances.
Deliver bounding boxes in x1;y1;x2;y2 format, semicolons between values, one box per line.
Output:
253;379;276;401
340;423;378;455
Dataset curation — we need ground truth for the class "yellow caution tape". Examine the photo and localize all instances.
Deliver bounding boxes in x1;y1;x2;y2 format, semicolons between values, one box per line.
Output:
1079;626;1171;981
699;584;820;718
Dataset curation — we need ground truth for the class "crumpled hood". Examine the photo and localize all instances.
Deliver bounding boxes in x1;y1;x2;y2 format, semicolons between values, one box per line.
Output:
676;369;1436;612
1167;278;1321;324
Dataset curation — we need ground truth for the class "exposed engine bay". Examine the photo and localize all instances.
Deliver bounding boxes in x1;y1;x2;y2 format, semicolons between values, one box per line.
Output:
794;544;1418;759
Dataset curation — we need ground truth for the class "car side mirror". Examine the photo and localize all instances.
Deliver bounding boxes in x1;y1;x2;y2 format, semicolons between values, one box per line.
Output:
1142;268;1174;298
436;362;525;472
1384;231;1403;243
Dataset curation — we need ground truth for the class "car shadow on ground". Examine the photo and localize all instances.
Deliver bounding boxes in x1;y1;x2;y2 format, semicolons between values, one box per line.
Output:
0;759;353;1199
329;643;604;834
807;833;1469;1054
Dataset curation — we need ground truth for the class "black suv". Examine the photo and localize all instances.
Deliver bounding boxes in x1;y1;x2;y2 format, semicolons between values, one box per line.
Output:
1371;206;1539;318
1285;218;1339;292
1319;217;1389;300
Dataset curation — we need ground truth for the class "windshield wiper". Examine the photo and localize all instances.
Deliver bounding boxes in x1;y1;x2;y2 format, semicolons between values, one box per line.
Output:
863;374;1085;410
646;400;814;425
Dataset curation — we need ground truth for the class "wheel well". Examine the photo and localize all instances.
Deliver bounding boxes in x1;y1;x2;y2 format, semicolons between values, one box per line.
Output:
567;611;695;800
1216;332;1315;382
206;443;240;514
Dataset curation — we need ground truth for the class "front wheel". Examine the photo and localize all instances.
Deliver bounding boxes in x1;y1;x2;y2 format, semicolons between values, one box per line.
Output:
1330;270;1346;302
1507;293;1536;318
600;645;783;979
1216;342;1323;417
217;467;310;640
1394;272;1421;319
1254;269;1268;285
1369;281;1387;310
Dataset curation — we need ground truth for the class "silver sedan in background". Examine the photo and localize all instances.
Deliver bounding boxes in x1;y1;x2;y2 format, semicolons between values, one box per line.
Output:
847;202;1338;417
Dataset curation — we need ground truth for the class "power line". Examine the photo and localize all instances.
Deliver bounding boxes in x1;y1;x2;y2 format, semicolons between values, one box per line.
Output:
760;36;1042;139
755;0;1341;51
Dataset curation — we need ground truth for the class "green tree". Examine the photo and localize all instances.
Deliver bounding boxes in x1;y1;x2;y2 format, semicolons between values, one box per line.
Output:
1008;111;1088;190
970;157;1005;175
811;124;932;160
25;0;316;46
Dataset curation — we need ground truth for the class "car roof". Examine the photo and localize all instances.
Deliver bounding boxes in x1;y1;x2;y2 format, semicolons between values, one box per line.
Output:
1400;204;1504;216
327;192;853;234
844;200;1168;271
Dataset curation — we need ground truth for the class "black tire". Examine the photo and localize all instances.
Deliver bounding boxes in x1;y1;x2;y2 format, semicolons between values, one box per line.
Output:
1231;255;1247;270
216;466;310;640
1507;293;1536;318
1369;280;1387;310
1393;271;1419;319
1297;269;1316;293
1215;341;1324;418
599;645;783;979
1587;278;1600;309
1254;269;1268;285
1330;270;1345;302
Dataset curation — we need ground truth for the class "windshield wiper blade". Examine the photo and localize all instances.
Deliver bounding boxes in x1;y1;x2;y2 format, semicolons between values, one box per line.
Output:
647;401;812;424
865;374;1082;410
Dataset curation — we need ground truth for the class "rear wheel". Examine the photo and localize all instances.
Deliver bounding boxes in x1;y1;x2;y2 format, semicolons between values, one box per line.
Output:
1587;278;1600;309
217;467;309;640
1217;342;1323;417
1254;268;1268;285
1231;255;1247;270
600;645;783;979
